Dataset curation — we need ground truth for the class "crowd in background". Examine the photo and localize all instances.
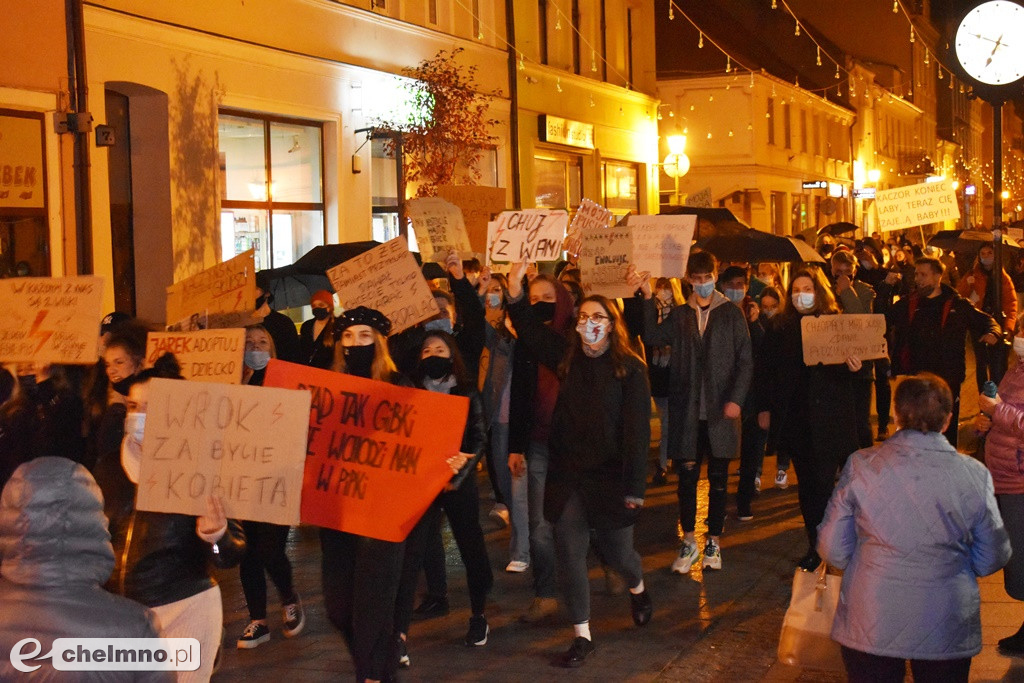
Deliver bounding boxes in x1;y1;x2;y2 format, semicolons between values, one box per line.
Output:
0;228;1023;681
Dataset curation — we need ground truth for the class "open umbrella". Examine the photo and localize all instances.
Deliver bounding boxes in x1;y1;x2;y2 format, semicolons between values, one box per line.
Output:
659;207;748;239
255;266;333;311
697;228;826;264
927;229;1021;254
255;240;383;310
817;221;859;237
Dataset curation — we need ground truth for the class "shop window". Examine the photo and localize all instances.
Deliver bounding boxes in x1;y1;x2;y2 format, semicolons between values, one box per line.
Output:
602;161;638;217
218;111;324;270
0;110;49;278
791;194;809;233
767;98;775;146
783;102;792;150
534;154;582;210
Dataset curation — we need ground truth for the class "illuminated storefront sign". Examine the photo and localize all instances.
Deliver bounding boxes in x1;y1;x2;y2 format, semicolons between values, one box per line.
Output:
539;115;595;150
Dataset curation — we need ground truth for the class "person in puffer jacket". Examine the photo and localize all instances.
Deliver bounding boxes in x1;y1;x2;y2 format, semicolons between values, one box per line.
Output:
818;373;1011;683
977;315;1024;656
0;457;172;681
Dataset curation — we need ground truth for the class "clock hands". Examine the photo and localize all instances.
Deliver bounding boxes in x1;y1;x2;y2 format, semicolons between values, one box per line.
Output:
985;34;1005;68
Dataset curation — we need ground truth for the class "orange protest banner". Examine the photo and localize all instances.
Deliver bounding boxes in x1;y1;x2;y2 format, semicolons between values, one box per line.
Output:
263;359;469;542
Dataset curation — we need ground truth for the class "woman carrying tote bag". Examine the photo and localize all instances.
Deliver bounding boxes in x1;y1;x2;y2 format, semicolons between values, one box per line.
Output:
817;373;1011;682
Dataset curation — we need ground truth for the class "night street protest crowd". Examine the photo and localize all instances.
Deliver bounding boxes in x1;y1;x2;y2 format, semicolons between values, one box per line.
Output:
4;232;1024;682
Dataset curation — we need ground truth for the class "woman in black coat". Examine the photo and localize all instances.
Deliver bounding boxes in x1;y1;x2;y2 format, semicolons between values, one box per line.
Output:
757;267;861;571
393;331;491;664
506;261;653;669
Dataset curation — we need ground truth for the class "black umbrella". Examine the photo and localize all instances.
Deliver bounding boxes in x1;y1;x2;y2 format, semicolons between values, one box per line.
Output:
659;207;747;240
291;241;382;274
817;221;859;237
697;228;826;264
927;229;1021;254
255;266;333;311
255;241;383;310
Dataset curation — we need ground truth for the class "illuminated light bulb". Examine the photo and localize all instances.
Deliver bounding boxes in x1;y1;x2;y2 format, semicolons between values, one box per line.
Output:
772;0;777;7
766;112;771;118
591;50;598;72
555;15;561;30
817;47;822;66
657;110;663;120
699;32;704;48
837;85;842;96
795;20;800;36
748;123;753;130
893;0;898;12
589;95;595;107
924;50;930;66
726;56;731;72
910;27;914;43
556;77;562;92
938;66;943;79
835;65;840;79
690;104;695;111
707;132;712;139
519;53;525;71
728;130;734;137
709;94;714;102
669;3;674;19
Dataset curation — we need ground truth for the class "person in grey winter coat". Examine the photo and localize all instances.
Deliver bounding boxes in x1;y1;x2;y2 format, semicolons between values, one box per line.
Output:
818;373;1011;683
0;457;172;682
634;251;752;574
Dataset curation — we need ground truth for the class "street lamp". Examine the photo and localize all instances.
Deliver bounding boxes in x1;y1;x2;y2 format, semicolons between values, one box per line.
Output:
663;134;690;205
867;168;882;184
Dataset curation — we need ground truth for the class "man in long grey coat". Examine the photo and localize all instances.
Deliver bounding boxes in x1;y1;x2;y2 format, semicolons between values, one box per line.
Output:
637;250;752;573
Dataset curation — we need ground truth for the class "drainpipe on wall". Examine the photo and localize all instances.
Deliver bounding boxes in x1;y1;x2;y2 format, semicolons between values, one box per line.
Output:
66;0;93;274
505;0;522;209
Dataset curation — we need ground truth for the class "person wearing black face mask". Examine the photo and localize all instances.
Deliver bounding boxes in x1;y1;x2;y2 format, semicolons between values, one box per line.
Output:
299;290;337;369
394;332;491;662
322;306;413;683
253;281;301;364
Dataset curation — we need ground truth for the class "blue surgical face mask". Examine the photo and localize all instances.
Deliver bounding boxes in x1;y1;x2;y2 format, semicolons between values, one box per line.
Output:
486;293;502;309
981;257;994;268
692;280;716;299
792;292;816;312
724;287;746;304
124;411;146;445
244;350;271;371
423;318;454;335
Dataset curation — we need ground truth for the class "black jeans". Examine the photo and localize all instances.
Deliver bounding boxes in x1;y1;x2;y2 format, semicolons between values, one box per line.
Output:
420;523;447;601
239;521;296;621
841;645;970;683
677;421;729;537
320;528;404;683
853;377;874;449
784;427;846;550
737;411;767;517
874;357;892;432
943;389;962;448
394;471;493;636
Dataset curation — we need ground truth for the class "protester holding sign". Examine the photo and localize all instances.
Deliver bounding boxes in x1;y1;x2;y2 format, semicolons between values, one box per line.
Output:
394;331;491;662
755;268;860;572
96;355;246;683
235;325;305;650
253;281;301;364
320;306;413;683
507;261;653;668
505;272;576;626
300;290;338;370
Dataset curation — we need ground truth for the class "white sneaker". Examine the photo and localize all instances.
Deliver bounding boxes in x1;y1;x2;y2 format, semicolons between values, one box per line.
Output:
775;470;789;489
671;542;701;574
505;560;529;573
702;540;722;570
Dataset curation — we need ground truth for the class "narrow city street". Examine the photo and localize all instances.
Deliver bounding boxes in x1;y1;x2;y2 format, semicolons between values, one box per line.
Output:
211;405;1024;682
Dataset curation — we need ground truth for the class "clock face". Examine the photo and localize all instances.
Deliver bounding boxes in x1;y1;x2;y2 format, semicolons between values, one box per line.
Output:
955;1;1024;85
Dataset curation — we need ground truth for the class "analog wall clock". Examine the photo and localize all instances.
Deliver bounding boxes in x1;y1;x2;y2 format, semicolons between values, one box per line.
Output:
955;1;1024;86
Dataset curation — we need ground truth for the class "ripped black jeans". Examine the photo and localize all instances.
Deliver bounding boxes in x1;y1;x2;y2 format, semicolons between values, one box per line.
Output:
677;420;730;537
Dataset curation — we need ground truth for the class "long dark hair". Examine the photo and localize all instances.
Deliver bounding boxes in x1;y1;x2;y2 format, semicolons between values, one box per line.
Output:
559;295;645;380
779;266;840;324
411;331;473;391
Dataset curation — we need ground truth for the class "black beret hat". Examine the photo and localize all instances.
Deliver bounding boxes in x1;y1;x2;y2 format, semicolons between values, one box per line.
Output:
337;306;392;336
100;311;132;335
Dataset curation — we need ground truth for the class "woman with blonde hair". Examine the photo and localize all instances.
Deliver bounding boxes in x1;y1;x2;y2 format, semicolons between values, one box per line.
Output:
756;267;860;571
649;278;684;487
322;306;410;683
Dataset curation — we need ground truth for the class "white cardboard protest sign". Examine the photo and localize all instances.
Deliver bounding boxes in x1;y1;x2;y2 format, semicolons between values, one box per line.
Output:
326;237;439;334
136;378;311;525
801;314;888;365
685;187;713;208
406;197;473;262
166;250;256;325
565;199;613;259
146;329;245;384
875;179;960;232
0;276;104;364
578;227;636;299
627;214;695;279
487;210;568;263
